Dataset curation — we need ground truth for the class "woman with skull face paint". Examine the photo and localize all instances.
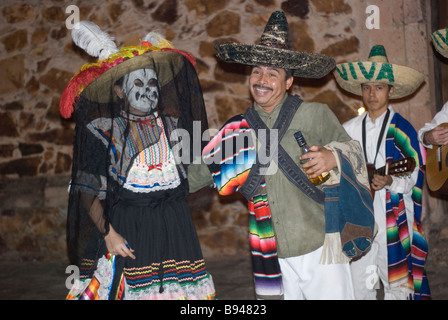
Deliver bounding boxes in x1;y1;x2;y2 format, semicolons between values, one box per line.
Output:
117;68;160;114
61;22;215;300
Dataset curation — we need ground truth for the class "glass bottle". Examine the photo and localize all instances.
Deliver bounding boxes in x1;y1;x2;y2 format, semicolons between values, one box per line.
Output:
294;131;330;186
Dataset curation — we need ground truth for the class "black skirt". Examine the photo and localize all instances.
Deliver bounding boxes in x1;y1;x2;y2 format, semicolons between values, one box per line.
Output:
67;183;216;300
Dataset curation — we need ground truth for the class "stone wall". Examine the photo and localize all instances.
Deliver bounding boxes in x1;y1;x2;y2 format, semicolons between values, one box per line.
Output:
1;0;447;285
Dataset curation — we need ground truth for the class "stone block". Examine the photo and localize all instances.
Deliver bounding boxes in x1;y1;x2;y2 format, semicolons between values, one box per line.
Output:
0;55;26;95
2;3;37;23
321;36;359;57
311;0;352;15
40;68;75;94
206;10;240;37
18;143;43;156
0;177;46;209
289;21;315;53
42;6;65;21
254;0;276;7
152;0;179;25
0;156;42;178
214;61;248;84
0;144;15;158
281;0;309;19
0;112;19;137
27;128;74;146
185;0;229;16
1;29;28;53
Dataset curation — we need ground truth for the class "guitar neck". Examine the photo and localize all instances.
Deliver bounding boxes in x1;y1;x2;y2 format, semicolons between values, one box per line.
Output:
373;163;389;176
368;157;416;179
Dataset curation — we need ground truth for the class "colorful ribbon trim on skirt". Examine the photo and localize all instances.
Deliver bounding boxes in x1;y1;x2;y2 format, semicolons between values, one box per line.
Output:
66;253;125;300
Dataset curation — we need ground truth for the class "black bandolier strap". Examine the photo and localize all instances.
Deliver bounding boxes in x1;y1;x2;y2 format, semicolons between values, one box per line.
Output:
241;95;325;204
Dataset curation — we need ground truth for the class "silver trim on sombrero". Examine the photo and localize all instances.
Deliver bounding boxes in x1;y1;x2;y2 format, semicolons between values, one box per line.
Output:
214;11;335;79
215;43;335;79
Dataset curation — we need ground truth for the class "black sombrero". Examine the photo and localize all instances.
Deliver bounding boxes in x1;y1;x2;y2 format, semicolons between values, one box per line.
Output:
214;11;335;79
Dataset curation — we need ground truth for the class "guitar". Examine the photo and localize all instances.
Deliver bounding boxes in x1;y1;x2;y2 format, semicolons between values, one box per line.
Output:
366;157;416;199
426;123;448;192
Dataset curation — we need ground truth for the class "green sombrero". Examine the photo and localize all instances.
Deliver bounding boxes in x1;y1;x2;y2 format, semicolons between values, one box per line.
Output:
214;11;335;79
333;45;424;99
432;28;448;58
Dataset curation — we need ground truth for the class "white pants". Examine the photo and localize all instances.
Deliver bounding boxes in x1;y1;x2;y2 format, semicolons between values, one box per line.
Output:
278;246;355;300
350;188;415;300
350;231;412;300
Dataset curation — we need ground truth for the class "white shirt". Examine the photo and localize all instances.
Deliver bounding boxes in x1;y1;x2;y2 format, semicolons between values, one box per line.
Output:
343;106;417;239
418;101;448;148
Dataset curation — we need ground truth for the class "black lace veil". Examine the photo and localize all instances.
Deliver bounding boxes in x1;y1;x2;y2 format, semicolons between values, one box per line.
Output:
64;50;208;268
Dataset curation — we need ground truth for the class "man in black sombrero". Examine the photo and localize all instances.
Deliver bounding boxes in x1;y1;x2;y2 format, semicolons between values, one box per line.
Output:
189;11;375;300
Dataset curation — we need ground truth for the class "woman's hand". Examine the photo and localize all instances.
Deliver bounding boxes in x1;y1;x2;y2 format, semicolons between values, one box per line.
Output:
104;225;136;259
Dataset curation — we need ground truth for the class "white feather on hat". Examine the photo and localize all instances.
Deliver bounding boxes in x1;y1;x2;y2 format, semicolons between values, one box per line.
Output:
72;21;119;60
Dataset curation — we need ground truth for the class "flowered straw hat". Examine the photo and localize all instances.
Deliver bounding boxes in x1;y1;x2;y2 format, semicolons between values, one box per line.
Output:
60;21;195;118
333;45;424;99
431;28;448;58
214;11;335;79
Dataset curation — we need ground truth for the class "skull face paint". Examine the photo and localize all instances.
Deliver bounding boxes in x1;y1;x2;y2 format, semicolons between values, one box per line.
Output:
122;68;159;114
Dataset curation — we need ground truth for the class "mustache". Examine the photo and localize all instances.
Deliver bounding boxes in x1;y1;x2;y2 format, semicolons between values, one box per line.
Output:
252;84;273;91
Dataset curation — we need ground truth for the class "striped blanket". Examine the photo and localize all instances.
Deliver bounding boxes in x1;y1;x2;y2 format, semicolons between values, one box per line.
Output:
385;113;431;300
203;115;282;298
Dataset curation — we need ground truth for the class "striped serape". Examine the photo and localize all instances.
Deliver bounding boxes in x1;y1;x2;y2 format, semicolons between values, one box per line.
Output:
385;113;431;300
